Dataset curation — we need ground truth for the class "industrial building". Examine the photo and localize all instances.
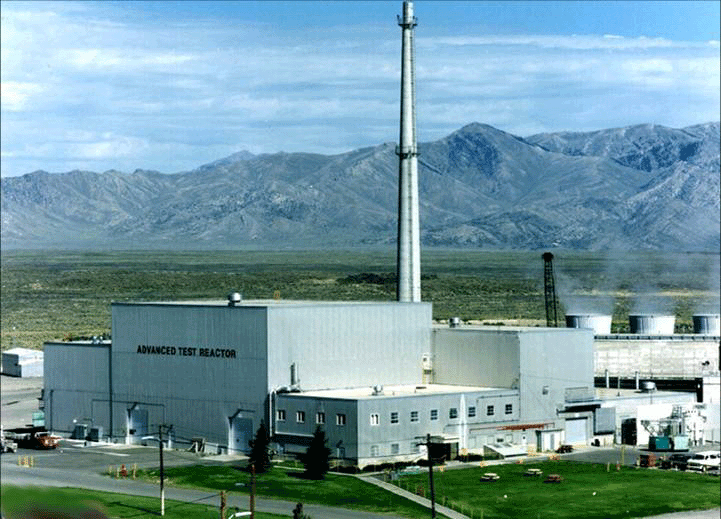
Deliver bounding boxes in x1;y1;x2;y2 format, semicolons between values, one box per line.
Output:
37;0;720;464
43;299;602;466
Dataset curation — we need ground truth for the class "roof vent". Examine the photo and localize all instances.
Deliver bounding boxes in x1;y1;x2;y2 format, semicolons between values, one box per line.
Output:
228;292;242;307
640;381;657;392
372;385;384;396
449;317;461;328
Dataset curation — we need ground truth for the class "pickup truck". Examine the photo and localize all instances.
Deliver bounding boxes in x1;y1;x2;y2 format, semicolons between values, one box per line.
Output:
686;451;720;472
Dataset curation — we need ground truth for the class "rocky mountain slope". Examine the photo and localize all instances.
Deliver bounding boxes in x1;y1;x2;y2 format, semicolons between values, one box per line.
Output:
1;122;718;251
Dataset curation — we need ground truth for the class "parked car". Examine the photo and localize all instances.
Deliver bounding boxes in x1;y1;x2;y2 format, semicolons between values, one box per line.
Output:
556;444;573;453
686;451;720;472
662;453;692;470
1;437;18;453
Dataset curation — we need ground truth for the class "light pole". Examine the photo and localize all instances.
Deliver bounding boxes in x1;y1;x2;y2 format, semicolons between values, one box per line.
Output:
143;425;169;516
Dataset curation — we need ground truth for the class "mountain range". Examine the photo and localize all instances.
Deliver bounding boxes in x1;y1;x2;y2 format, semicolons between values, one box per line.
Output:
1;122;719;251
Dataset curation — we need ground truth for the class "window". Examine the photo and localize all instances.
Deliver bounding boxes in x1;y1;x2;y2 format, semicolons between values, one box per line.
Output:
370;445;379;457
468;406;476;418
316;412;325;424
277;409;286;421
391;443;400;455
412;441;420;453
505;403;513;415
487;405;495;416
296;411;305;423
410;411;419;422
370;413;380;426
449;408;458;419
336;413;346;426
430;409;438;421
390;411;399;424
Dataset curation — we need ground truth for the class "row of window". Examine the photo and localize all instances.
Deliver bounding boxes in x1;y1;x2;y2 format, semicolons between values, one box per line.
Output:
277;403;514;427
276;410;346;426
370;404;513;426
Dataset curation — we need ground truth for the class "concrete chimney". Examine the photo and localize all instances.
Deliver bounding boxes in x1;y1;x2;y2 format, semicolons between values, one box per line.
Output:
396;0;421;302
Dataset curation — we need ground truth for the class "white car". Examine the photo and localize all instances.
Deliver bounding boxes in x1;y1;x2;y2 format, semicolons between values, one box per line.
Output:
686;450;720;472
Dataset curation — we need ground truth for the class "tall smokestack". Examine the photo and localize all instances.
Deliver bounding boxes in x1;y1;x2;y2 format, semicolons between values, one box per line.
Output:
396;0;421;302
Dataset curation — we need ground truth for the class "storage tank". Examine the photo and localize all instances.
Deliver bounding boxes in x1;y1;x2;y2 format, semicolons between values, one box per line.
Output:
565;314;612;335
692;314;720;335
629;314;675;335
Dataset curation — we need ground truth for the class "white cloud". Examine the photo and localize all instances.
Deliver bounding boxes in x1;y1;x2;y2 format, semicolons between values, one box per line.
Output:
0;2;718;177
0;82;46;111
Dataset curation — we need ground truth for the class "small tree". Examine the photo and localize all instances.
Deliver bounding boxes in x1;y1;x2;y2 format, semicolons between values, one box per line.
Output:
248;420;272;473
292;502;311;519
300;426;332;480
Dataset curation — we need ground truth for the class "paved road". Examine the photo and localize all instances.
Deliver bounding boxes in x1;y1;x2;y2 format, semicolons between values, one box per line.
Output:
2;463;408;519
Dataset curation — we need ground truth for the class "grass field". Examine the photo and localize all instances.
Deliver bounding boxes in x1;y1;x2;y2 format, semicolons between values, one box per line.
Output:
395;461;721;519
137;464;432;518
2;249;718;350
0;485;286;519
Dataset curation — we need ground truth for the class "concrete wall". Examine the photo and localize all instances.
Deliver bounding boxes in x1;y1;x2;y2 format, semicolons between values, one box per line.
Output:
431;328;520;388
111;303;269;450
595;337;719;378
44;342;110;435
274;395;358;459
267;303;431;391
518;328;594;423
432;327;594;424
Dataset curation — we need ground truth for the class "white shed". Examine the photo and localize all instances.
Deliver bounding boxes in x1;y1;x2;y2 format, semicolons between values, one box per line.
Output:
1;347;43;377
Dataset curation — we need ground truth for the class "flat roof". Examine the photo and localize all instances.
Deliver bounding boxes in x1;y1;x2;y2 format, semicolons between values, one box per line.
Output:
596;388;697;401
432;324;587;333
280;383;514;400
113;299;429;308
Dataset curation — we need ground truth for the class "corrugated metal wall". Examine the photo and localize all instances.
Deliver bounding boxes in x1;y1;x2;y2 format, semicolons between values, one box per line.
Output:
267;303;432;391
44;342;110;434
111;303;269;450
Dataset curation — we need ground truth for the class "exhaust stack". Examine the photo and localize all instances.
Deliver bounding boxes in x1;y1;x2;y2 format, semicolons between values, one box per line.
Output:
396;0;421;302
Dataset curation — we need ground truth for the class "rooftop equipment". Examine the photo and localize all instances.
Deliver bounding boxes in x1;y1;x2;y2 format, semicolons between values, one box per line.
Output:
629;314;675;335
693;314;720;335
565;314;612;335
227;292;242;307
542;252;558;327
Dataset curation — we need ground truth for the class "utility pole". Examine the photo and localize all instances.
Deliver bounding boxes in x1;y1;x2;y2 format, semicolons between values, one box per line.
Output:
159;425;165;516
220;491;227;519
250;463;256;519
416;434;436;518
144;425;170;516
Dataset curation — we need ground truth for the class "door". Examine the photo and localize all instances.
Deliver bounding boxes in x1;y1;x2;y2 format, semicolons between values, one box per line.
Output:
565;418;588;445
230;417;253;454
128;408;148;443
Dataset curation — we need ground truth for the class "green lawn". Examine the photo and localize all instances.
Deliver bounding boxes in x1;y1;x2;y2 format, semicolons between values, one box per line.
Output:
0;485;286;519
396;461;721;519
137;464;432;518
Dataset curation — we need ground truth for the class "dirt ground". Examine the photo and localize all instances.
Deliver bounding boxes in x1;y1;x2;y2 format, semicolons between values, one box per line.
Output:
0;374;43;430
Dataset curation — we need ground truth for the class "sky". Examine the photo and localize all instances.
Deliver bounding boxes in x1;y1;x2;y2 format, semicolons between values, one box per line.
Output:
1;0;719;177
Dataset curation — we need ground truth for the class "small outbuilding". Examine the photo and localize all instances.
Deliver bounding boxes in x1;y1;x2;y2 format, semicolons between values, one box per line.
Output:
1;347;43;377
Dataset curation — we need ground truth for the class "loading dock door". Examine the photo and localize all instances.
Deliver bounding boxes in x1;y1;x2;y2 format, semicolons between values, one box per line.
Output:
128;408;148;441
230;417;253;454
565;418;588;444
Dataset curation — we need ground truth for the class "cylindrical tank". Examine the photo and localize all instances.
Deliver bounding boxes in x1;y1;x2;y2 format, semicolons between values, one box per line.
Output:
565;314;612;335
629;314;675;335
693;314;720;335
